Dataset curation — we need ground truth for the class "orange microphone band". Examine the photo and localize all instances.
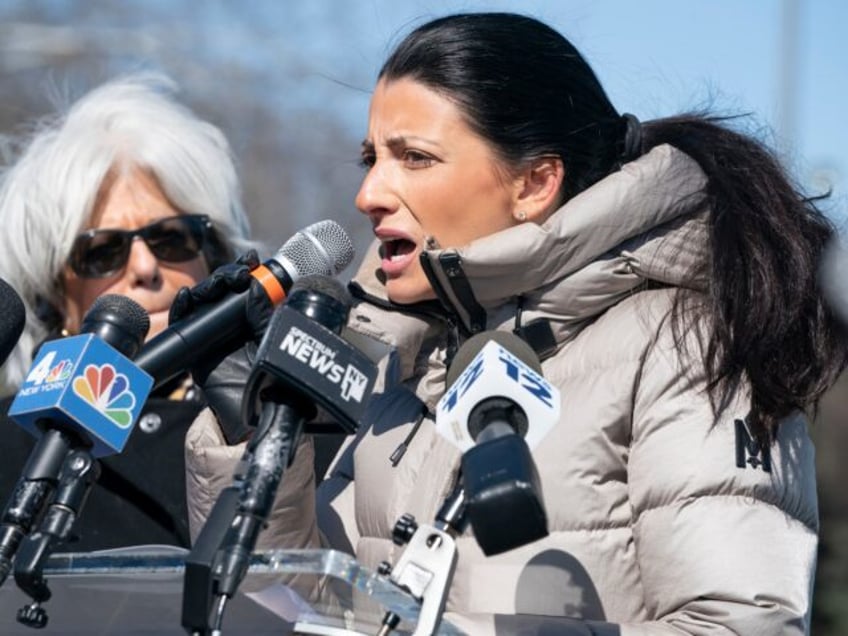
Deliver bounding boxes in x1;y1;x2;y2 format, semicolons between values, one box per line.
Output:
250;264;287;305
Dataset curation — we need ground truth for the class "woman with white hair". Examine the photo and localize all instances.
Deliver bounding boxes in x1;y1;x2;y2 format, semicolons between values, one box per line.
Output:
0;73;254;549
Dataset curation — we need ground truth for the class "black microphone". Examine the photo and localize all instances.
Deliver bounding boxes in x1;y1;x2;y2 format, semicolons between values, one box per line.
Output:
241;275;379;434
134;220;354;388
0;295;150;590
0;278;26;367
435;331;560;555
182;275;378;635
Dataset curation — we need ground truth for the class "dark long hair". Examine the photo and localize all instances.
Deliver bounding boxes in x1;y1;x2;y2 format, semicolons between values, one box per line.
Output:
643;115;847;435
380;12;848;435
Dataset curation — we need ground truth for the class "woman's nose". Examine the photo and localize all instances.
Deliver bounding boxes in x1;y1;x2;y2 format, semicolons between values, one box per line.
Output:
355;162;396;218
125;237;162;287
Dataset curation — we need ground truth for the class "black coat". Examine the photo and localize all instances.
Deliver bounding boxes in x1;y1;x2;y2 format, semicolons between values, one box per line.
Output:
0;392;203;551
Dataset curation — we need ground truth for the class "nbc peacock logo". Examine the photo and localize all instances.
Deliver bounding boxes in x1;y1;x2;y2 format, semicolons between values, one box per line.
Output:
72;364;136;428
45;359;73;383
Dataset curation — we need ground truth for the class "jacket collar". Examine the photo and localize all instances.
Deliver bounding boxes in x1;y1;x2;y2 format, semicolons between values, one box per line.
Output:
349;144;710;393
417;144;709;336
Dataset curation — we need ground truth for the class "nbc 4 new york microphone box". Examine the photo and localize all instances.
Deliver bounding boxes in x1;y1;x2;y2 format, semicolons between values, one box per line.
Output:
9;334;153;457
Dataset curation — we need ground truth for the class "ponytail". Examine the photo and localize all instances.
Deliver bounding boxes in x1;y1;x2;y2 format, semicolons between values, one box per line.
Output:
643;114;848;435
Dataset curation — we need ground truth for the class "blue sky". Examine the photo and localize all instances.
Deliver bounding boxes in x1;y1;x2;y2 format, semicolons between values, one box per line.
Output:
239;0;848;224
2;0;846;226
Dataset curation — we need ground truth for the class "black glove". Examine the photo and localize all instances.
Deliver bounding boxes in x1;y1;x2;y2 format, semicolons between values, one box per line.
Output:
170;250;274;445
169;249;268;334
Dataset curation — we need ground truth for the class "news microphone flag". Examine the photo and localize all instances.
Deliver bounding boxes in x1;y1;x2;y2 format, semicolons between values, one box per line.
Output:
435;339;560;452
8;334;153;458
249;300;378;434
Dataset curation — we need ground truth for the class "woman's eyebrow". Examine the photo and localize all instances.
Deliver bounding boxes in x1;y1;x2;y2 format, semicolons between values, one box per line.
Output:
360;136;408;156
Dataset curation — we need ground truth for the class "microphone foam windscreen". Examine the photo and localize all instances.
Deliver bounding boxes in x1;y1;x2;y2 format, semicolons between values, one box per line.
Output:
290;273;352;307
84;294;151;345
0;278;26;365
446;331;542;389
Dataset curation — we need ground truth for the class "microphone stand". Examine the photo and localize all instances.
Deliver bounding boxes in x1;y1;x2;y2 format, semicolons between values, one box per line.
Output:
0;428;77;588
12;446;100;629
184;279;377;635
376;482;467;636
183;385;311;636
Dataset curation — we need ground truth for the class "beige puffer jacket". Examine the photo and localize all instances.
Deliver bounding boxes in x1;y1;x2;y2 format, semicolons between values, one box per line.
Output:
186;145;817;634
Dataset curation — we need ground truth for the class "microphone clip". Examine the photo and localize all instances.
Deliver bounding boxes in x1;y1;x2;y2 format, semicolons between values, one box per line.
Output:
376;483;467;636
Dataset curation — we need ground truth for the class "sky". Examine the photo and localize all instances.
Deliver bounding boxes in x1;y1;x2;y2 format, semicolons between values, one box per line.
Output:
1;0;846;227
213;0;848;225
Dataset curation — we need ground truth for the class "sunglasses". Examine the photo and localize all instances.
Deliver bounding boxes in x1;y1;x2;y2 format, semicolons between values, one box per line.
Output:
68;214;212;278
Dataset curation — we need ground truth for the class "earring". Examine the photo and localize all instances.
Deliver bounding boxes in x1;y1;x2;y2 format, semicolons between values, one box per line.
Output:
515;211;527;222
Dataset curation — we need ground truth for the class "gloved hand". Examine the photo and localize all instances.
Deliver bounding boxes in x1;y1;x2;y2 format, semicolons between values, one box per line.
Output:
169;249;274;444
169;249;270;336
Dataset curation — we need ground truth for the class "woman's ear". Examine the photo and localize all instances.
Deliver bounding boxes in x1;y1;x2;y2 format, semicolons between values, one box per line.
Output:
513;156;564;224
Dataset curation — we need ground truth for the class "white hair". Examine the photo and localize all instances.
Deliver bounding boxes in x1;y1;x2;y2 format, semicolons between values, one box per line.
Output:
0;72;255;392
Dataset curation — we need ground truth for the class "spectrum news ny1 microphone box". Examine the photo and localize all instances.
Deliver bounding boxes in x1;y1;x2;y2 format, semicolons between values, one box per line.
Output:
9;334;153;457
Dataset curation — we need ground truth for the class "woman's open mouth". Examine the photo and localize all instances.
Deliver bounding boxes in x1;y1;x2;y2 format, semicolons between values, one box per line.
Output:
379;237;418;275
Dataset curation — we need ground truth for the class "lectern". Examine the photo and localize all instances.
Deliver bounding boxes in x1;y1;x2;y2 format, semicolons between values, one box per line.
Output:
0;546;462;635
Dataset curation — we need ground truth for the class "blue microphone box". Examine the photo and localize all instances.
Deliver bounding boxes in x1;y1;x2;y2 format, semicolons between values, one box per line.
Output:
9;334;153;457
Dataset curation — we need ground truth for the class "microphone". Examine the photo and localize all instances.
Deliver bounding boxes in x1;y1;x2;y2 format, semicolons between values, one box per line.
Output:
0;278;26;367
0;295;152;588
134;219;355;388
8;295;153;457
182;275;378;635
242;274;379;434
435;331;560;555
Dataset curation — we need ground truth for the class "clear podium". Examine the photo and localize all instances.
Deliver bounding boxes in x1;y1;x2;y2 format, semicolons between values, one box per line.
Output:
0;546;462;635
